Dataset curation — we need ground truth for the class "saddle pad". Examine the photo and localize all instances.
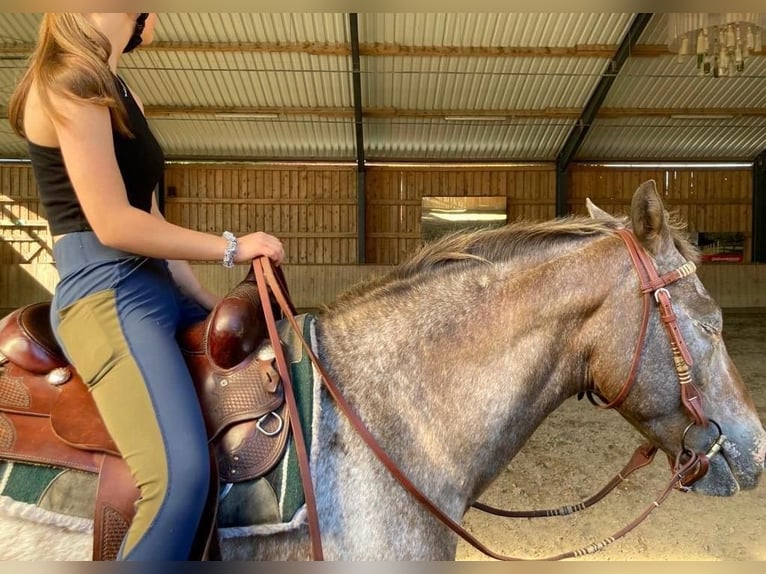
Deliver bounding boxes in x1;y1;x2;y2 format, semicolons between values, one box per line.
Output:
0;314;322;538
0;460;95;533
219;312;322;538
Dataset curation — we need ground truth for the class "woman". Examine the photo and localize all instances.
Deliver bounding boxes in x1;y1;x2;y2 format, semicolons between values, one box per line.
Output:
8;13;284;560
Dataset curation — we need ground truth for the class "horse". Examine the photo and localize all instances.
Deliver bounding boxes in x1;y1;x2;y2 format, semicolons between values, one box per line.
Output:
0;180;764;560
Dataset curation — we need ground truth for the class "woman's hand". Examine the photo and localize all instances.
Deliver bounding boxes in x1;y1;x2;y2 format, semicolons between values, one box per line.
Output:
235;231;285;266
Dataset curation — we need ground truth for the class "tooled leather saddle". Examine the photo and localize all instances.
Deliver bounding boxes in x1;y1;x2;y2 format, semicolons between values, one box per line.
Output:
0;267;294;560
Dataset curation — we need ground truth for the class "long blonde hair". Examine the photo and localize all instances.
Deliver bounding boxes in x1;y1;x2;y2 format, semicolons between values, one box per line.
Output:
8;13;132;138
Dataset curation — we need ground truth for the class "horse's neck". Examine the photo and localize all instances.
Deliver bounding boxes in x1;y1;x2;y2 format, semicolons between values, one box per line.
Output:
317;236;623;510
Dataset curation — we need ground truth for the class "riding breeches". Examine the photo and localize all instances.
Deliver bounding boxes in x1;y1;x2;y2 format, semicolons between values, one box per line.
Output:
50;232;211;560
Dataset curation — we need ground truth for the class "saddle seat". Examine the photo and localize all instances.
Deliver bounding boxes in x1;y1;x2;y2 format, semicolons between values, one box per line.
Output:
0;301;68;375
0;272;292;560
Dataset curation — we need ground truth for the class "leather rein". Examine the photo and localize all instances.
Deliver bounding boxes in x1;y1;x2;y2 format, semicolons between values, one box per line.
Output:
250;226;725;560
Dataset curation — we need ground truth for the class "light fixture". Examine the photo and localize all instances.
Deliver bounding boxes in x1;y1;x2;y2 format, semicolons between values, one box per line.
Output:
428;212;507;222
667;13;766;77
443;116;507;122
214;112;279;120
670;114;735;120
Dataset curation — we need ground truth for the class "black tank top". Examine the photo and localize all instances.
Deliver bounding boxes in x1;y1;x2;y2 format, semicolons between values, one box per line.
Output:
27;74;164;235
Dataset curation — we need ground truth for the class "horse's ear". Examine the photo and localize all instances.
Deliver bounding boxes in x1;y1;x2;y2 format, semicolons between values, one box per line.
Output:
585;198;613;221
630;180;668;254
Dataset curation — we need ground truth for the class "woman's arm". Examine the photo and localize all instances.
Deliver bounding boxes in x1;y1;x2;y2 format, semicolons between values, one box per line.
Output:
165;259;222;311
49;92;284;266
151;196;221;311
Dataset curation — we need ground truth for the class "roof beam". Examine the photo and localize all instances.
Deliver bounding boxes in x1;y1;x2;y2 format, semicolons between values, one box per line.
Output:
349;13;366;264
141;105;582;119
133;106;766;120
1;42;736;59
754;149;766;263
555;12;654;216
557;13;654;171
3;105;764;122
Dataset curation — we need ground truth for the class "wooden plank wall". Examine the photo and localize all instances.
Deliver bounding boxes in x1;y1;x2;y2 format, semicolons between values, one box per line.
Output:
0;163;53;265
697;265;766;308
0;162;762;312
568;166;753;262
162;164;358;264
365;165;556;264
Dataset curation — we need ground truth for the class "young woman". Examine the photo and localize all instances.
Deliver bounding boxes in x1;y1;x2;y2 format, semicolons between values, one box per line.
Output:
8;13;284;560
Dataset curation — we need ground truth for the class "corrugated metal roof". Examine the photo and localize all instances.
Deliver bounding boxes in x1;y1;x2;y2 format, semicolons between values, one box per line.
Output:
156;13;349;43
124;51;351;108
1;12;765;162
0;12;39;43
366;117;571;161
362;56;607;110
580;116;766;161
151;115;354;160
360;13;632;46
604;56;766;109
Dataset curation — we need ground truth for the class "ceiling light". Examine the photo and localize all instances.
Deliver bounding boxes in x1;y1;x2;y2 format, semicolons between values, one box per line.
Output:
670;114;735;120
443;116;507;122
214;113;279;120
667;13;766;77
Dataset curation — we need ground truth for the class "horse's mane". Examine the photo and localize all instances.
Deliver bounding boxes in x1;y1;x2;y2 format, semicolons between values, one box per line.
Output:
328;212;697;311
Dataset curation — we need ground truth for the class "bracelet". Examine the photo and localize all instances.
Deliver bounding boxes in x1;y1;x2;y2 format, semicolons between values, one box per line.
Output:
222;231;237;268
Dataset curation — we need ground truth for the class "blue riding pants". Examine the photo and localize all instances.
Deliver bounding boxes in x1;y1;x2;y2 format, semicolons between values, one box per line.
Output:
50;232;210;560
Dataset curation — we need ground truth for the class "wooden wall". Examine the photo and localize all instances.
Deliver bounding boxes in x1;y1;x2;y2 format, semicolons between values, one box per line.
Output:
0;162;762;314
163;163;558;266
163;164;358;264
0;163;53;265
568;166;753;261
365;165;556;264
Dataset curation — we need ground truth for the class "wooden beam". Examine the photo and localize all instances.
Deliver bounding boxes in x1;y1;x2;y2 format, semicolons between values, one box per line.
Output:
141;105;766;120
3;104;763;122
143;106;583;119
4;42;755;59
149;106;355;118
360;43;621;58
597;108;766;118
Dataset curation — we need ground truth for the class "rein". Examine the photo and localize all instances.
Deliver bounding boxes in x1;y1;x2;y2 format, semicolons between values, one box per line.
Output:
250;226;724;560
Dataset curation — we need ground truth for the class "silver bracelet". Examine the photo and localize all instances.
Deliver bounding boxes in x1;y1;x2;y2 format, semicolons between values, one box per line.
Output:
222;231;237;268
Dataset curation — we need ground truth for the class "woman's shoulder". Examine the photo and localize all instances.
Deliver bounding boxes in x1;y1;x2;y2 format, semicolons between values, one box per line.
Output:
23;79;59;148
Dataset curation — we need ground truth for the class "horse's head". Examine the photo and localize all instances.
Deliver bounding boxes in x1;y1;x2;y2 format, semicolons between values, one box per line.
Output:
586;180;765;495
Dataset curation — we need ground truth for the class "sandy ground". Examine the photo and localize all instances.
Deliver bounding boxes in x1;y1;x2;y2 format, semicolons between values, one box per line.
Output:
457;309;766;561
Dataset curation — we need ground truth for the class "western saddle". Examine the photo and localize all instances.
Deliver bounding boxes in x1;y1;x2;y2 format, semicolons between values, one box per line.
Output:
0;269;291;560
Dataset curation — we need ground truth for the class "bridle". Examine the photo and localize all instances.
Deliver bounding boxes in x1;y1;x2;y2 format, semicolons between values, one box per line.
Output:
580;228;724;485
596;228;704;424
250;226;727;560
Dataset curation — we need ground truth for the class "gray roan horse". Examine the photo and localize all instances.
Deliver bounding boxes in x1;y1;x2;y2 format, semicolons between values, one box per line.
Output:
0;180;764;560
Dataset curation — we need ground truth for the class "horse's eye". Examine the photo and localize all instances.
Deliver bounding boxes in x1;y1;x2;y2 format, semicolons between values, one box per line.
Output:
697;321;720;335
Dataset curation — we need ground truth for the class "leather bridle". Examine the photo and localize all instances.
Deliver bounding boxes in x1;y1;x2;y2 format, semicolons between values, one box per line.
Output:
580;229;723;486
595;229;705;425
250;226;726;560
